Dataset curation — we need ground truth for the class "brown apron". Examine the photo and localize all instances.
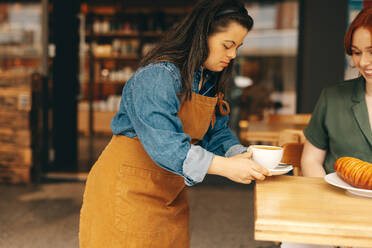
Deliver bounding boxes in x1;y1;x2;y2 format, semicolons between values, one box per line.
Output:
79;92;229;248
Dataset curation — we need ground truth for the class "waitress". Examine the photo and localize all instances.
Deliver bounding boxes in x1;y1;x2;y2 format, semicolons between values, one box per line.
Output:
79;0;269;247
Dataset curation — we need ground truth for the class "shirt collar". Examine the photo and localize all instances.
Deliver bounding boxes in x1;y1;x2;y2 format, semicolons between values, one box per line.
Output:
351;76;366;103
193;67;218;93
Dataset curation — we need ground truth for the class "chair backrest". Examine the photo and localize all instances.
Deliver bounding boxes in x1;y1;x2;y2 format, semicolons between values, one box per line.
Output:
278;129;306;146
267;114;311;125
238;120;250;145
281;142;304;176
238;120;249;129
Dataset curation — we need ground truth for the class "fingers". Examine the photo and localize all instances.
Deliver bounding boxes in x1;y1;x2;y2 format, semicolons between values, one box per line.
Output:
237;165;266;182
234;152;269;177
248;160;271;177
240;160;270;181
248;168;266;181
246;149;253;158
226;154;272;184
237;178;252;184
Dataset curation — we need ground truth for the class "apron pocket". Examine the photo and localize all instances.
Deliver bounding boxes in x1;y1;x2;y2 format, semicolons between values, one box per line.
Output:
114;164;186;235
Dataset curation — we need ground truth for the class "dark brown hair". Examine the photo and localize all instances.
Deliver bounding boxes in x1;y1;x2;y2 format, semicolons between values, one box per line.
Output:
139;0;253;101
345;6;372;55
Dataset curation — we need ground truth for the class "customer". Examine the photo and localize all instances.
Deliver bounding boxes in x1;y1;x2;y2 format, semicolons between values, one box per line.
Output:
301;6;372;178
79;0;269;247
281;6;372;248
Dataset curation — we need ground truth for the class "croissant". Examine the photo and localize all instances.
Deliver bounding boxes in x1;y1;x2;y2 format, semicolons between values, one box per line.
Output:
334;157;372;190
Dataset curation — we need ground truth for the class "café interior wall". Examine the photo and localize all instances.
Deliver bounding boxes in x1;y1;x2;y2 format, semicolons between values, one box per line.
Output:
296;0;348;113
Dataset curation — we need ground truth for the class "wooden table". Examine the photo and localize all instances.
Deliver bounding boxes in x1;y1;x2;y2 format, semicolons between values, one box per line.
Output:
239;121;307;145
255;176;372;247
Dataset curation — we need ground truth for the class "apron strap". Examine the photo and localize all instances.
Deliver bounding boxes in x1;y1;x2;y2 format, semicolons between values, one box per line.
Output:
216;92;230;115
211;92;230;129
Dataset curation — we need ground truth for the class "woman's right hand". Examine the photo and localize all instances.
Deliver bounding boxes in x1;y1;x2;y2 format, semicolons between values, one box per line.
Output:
207;150;270;184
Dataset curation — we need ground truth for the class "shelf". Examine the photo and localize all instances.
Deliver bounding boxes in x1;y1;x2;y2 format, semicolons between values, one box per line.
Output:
0;55;41;60
79;3;191;137
94;80;127;84
0;72;34;77
86;31;139;38
94;54;139;60
78;109;116;135
83;4;193;15
94;110;117;135
86;31;163;38
141;31;163;37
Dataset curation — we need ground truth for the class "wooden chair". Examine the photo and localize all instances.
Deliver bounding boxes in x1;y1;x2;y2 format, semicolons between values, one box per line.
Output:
278;129;306;146
238;120;249;146
267;113;311;125
279;128;306;176
281;142;304;176
238;120;249;130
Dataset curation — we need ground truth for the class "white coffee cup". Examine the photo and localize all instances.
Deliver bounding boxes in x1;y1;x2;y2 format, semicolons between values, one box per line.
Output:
249;145;283;169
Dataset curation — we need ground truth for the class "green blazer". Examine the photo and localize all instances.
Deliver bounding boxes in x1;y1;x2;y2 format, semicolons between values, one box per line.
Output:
304;76;372;173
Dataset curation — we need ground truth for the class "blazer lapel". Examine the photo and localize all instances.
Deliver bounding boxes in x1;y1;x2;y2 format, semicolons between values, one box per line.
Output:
351;77;372;148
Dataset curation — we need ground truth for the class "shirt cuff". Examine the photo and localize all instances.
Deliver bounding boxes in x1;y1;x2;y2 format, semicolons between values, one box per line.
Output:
183;145;214;186
224;144;248;157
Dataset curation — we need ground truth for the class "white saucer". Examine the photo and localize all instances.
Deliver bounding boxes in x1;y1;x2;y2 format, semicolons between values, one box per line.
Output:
324;172;372;198
269;164;293;176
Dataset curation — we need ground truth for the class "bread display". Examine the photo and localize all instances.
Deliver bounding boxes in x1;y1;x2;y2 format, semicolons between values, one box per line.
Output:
334;157;372;190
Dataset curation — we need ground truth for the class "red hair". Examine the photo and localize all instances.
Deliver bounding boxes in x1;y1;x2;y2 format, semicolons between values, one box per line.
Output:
345;6;372;55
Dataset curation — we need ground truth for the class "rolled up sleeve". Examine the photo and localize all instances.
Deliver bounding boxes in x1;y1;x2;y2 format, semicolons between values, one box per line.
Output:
225;144;248;157
183;145;214;186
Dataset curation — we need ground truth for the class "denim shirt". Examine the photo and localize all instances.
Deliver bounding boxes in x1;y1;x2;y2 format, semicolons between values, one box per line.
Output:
111;62;247;186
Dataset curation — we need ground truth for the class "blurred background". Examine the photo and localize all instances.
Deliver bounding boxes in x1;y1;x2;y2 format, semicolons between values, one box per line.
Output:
0;0;368;247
